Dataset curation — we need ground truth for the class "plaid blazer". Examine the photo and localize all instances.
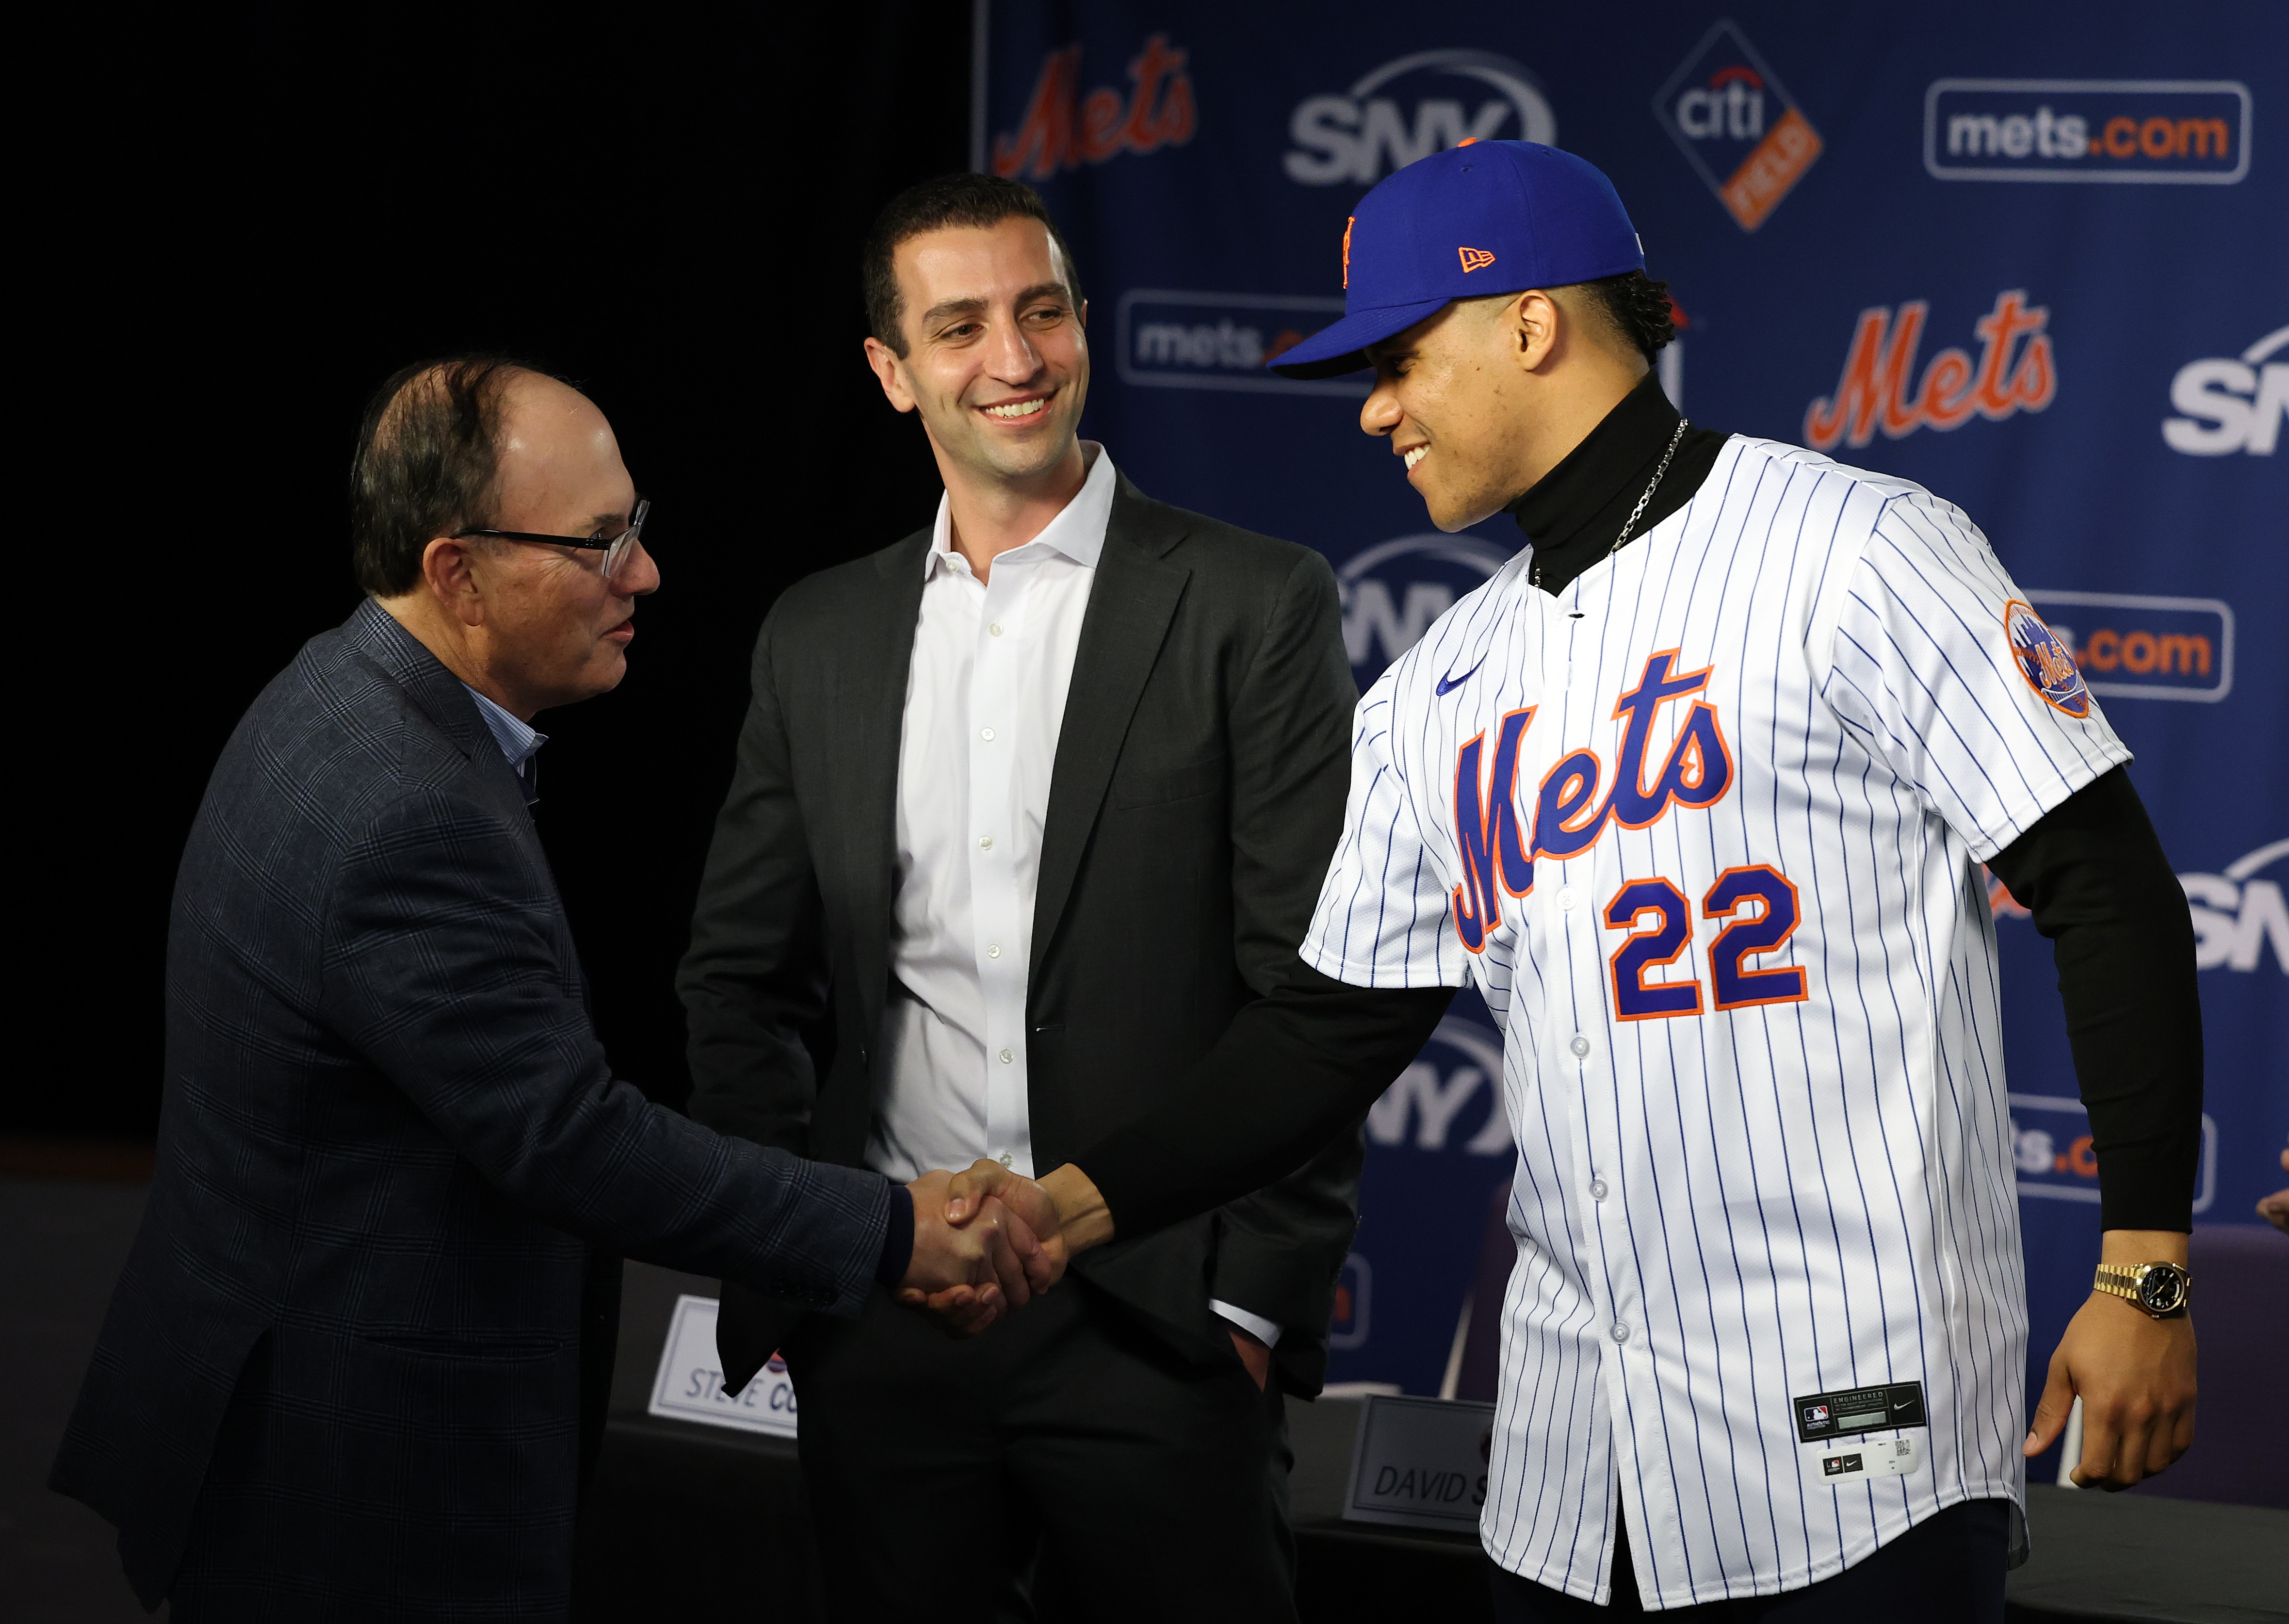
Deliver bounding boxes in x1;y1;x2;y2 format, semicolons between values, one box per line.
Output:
52;600;891;1621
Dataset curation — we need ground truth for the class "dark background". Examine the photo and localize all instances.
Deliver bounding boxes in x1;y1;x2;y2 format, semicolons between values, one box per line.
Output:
16;3;975;1140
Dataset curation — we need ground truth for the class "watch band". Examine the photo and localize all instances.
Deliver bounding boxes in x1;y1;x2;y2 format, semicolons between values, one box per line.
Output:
2093;1261;2191;1316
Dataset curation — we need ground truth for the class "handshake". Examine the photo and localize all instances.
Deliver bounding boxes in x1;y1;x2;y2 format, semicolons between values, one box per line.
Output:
894;1160;1114;1335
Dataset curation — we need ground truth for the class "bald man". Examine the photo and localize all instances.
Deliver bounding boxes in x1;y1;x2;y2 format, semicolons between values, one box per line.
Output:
51;357;1049;1624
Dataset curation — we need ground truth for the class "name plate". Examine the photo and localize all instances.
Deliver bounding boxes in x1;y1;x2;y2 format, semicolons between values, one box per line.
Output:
646;1293;799;1439
1343;1393;1496;1532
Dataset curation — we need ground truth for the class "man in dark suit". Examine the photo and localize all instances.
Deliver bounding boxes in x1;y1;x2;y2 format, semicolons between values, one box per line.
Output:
52;357;1045;1622
677;174;1363;1621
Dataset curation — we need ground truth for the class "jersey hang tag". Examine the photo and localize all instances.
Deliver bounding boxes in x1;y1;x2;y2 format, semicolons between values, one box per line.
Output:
1812;1433;1921;1485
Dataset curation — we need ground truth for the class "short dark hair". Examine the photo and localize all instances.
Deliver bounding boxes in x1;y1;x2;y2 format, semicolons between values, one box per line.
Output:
1567;270;1678;364
861;172;1084;356
349;355;542;597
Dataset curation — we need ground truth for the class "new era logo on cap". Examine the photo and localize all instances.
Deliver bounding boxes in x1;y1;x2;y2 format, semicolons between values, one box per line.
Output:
1271;141;1645;378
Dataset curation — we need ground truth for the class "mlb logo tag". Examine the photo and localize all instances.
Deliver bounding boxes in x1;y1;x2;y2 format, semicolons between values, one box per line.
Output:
1804;1404;1830;1426
1822;1452;1863;1478
2004;600;2094;718
1654;21;1823;231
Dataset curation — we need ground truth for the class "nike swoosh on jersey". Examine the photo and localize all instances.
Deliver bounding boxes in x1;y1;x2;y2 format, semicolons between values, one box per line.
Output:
1436;656;1487;697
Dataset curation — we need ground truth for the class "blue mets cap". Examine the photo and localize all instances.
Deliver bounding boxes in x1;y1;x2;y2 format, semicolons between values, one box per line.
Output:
1269;141;1644;379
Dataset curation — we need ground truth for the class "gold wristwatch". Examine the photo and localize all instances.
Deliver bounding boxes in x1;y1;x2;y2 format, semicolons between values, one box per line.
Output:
2093;1261;2191;1317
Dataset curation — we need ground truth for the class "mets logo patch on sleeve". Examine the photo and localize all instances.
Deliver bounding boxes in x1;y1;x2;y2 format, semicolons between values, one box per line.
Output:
2004;599;2092;718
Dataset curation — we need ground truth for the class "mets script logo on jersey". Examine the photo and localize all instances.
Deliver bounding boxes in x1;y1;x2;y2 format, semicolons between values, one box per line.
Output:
2163;323;2286;457
1652;21;1822;231
1285;49;1556;186
1450;650;1733;952
992;34;1195;180
2003;601;2091;718
1805;290;2055;452
1339;533;1513;692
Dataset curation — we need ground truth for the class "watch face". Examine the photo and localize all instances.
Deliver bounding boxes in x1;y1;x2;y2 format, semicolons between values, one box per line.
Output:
2137;1265;2188;1314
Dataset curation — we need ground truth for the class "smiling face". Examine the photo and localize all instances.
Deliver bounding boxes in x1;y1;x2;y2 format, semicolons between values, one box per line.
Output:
1361;286;1647;533
467;374;657;715
865;216;1089;493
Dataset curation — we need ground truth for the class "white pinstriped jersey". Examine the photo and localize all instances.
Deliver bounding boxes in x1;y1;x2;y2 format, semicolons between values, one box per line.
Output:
1300;436;2128;1608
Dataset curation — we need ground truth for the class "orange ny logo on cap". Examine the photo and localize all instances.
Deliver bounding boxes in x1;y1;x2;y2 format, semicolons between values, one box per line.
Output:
1458;246;1496;274
1342;216;1355;289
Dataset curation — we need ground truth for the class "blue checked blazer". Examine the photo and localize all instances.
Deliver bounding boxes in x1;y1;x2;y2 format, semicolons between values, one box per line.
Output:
52;600;892;1620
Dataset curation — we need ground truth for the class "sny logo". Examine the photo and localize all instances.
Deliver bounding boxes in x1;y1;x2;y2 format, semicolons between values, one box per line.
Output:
1653;21;1823;232
2163;323;2286;456
1338;534;1512;692
1286;49;1555;187
993;35;1195;181
1806;290;2054;451
1366;1016;1512;1157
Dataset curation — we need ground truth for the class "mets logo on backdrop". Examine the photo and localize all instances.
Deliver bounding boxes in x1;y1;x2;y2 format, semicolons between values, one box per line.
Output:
1652;20;1823;231
2004;600;2092;718
1805;290;2055;450
1285;49;1556;187
993;34;1196;180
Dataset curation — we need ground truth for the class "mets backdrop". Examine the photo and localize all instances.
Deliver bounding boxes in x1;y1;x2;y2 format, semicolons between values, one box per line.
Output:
970;0;2286;1463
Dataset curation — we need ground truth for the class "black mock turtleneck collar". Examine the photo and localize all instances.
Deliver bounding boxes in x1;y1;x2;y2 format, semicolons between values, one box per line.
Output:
1504;369;1731;598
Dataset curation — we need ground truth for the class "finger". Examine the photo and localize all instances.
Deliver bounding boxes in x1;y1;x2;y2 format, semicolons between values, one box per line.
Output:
2069;1402;2120;1489
976;1199;1036;1308
896;1287;928;1308
945;1158;1011;1226
2024;1356;2077;1457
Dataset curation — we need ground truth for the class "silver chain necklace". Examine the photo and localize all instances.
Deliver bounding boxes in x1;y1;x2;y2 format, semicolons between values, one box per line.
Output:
1531;417;1690;590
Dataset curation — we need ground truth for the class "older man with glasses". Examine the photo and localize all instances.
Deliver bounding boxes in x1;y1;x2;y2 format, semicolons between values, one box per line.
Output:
50;355;1057;1623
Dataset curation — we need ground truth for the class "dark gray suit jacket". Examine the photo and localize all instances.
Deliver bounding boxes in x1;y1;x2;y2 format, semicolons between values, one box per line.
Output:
679;472;1364;1395
52;600;893;1620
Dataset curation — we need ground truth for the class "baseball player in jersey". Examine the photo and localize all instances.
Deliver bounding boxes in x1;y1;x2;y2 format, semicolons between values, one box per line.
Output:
929;142;2204;1620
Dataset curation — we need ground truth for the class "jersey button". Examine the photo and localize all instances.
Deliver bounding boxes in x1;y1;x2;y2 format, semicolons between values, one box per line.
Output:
1569;1035;1592;1057
1590;1179;1609;1202
1611;1322;1631;1344
1558;887;1580;911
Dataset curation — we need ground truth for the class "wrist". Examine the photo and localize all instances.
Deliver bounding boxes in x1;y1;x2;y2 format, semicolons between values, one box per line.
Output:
2099;1228;2189;1267
1039;1164;1116;1253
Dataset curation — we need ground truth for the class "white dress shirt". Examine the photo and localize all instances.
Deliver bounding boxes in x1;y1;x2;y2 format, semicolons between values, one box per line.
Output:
865;444;1279;1349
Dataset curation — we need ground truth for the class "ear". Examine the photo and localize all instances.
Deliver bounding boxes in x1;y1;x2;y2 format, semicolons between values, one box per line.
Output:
1077;298;1089;329
1510;290;1563;373
418;536;487;629
863;336;919;414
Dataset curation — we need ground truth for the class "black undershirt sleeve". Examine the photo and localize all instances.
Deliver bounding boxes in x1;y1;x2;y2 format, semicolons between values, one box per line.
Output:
1985;765;2204;1232
1081;971;1455;1239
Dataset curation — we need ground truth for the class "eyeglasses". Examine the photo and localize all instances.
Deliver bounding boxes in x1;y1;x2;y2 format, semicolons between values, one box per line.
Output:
456;496;650;580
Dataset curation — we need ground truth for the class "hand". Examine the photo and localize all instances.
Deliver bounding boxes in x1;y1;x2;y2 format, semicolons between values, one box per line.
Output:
2256;1147;2289;1234
1229;1327;1271;1391
2023;1232;2197;1489
945;1159;1117;1258
896;1169;1047;1338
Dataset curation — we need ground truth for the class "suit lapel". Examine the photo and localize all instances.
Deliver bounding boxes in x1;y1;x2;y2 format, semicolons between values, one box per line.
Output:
842;534;931;1044
1030;480;1191;982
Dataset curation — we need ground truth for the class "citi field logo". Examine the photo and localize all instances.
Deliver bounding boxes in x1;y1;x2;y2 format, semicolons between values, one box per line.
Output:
1338;533;1514;691
1653;20;1823;232
1284;49;1556;187
1365;1015;1513;1158
2182;839;2289;976
2011;1094;2219;1212
1805;290;2054;452
1925;80;2250;184
991;34;1195;180
2163;324;2286;456
2022;590;2234;704
1115;290;1364;398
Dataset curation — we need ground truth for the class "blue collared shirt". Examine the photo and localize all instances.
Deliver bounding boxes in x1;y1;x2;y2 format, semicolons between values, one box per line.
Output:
463;685;546;793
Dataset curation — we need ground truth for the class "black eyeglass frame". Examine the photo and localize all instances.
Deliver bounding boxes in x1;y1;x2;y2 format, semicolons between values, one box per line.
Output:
455;496;649;579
